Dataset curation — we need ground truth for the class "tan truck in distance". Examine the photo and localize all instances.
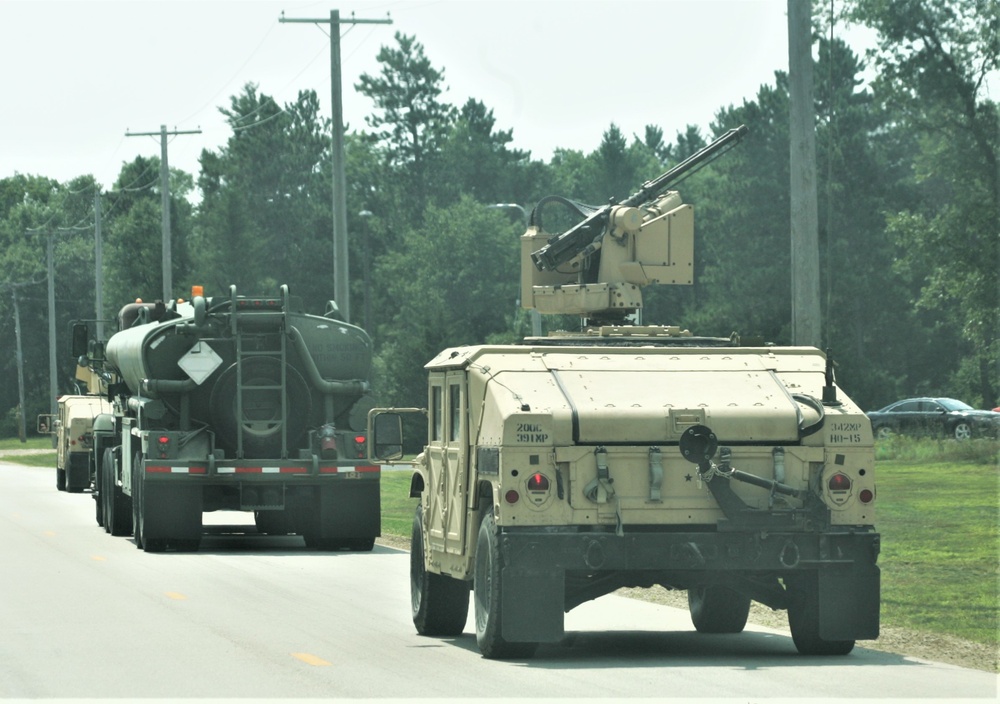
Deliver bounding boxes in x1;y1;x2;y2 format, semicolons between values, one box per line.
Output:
371;125;880;659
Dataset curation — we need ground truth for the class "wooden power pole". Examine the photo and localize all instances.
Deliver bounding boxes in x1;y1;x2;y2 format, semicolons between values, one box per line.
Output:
788;0;822;348
280;9;392;324
126;125;201;303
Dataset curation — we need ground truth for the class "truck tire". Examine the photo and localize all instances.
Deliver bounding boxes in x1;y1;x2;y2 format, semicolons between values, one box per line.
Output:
411;505;469;636
131;457;145;550
94;451;104;528
103;448;132;537
56;467;66;491
474;511;538;659
787;573;855;656
688;584;751;634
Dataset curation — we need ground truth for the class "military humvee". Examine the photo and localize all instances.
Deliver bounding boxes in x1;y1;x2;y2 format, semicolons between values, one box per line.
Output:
372;126;879;659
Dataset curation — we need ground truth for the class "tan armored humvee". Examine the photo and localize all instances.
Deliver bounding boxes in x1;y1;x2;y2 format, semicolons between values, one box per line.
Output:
37;364;112;493
373;126;879;659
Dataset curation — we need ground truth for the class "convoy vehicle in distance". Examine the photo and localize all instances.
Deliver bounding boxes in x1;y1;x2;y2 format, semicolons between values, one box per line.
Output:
867;397;1000;440
77;285;380;552
37;363;113;493
372;125;881;659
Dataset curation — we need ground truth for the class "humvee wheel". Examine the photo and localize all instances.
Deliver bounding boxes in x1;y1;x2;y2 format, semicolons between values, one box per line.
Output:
474;511;538;659
787;574;855;656
410;505;469;635
688;584;751;634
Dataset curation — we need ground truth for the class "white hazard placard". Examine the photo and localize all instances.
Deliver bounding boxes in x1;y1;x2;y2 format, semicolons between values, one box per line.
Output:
178;341;223;385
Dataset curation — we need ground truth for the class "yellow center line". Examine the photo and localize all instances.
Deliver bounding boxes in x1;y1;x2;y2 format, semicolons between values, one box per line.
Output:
43;530;56;537
165;592;187;600
90;555;107;562
291;652;331;667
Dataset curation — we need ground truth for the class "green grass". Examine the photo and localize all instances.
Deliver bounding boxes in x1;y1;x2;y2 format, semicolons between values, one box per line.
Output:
379;439;1000;649
0;435;56;467
381;471;416;538
0;436;51;451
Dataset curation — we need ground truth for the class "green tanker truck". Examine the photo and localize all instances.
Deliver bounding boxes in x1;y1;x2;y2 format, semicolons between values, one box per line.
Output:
79;285;380;552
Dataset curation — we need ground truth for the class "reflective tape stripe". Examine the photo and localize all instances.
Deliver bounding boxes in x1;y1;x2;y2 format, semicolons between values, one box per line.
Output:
145;466;206;474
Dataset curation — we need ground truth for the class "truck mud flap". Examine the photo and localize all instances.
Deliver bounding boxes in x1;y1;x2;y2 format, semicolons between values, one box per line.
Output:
312;482;381;539
819;561;880;641
66;453;91;493
501;569;565;643
142;484;203;542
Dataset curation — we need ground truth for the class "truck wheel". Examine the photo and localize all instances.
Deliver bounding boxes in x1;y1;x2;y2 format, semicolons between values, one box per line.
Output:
103;448;132;537
131;457;144;550
411;505;469;636
688;584;751;634
94;452;105;528
56;467;66;491
132;455;167;552
787;574;855;655
474;511;538;659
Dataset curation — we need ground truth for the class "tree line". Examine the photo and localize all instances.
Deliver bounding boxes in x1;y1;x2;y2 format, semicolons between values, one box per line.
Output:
0;0;996;436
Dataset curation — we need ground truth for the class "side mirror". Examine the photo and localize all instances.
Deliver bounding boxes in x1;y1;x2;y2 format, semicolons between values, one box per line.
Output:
372;412;404;461
37;414;55;434
71;323;89;358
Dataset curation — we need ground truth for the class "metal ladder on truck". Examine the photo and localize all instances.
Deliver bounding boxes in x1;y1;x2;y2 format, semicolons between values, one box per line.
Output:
229;285;290;460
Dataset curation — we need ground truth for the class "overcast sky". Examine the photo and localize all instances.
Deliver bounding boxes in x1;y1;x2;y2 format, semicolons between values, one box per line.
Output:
3;0;815;195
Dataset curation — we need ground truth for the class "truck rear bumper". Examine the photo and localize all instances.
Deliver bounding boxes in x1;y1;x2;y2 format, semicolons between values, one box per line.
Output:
499;526;879;573
496;527;880;644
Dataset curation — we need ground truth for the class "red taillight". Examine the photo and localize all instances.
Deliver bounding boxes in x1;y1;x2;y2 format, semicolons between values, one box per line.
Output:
158;436;169;445
859;488;875;504
527;473;549;491
504;490;519;504
354;435;366;444
828;473;852;492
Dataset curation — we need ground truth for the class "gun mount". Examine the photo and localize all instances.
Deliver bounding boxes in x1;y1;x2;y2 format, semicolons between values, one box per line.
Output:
521;125;747;325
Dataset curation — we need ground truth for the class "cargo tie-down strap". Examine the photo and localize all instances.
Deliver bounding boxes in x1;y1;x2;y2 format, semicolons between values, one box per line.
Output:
584;446;624;536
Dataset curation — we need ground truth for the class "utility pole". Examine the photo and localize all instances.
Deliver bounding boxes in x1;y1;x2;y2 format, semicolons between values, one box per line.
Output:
788;0;821;348
280;9;392;324
3;278;42;442
27;226;88;416
126;125;201;302
94;189;104;341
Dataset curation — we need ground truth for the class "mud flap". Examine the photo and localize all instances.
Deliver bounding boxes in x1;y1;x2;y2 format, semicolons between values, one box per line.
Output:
818;561;881;640
66;453;91;492
313;482;381;539
142;483;203;542
500;569;565;642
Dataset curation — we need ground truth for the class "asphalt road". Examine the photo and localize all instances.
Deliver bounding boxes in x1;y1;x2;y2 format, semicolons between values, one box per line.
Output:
1;459;996;701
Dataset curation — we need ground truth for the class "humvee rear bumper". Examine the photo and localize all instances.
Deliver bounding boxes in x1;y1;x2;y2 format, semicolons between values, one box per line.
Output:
496;527;880;644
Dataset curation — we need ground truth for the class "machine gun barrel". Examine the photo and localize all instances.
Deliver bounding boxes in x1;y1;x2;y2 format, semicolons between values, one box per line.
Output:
531;124;748;272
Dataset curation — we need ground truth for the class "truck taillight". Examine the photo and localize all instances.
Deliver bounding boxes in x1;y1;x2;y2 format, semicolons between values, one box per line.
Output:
527;473;549;491
353;435;366;459
157;435;170;459
828;473;851;492
859;488;875;504
504;490;519;504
